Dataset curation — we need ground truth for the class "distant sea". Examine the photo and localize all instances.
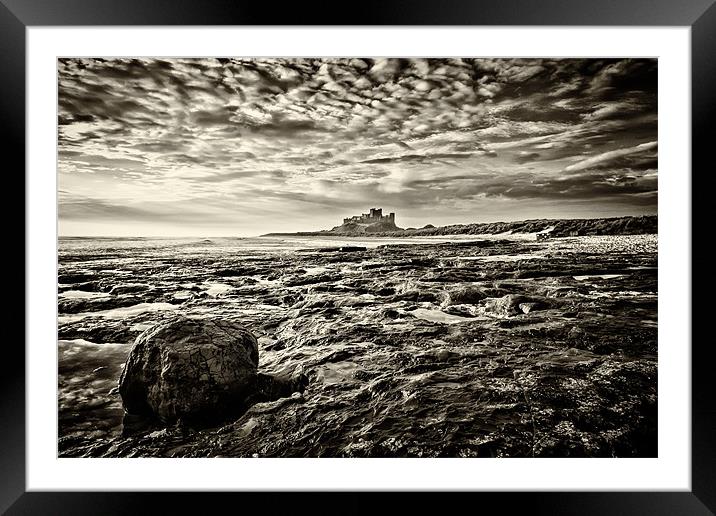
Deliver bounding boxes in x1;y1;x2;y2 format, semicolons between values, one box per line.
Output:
58;233;535;255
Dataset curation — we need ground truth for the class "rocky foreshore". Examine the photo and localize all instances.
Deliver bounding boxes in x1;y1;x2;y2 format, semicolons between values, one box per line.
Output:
58;234;657;458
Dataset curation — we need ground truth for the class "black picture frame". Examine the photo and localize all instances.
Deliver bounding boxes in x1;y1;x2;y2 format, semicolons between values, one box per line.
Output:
4;1;713;513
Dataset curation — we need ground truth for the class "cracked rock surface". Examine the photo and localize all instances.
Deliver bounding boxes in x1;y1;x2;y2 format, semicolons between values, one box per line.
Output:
118;316;259;424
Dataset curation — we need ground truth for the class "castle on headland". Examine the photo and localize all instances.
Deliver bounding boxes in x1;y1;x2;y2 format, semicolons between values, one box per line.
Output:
343;208;395;225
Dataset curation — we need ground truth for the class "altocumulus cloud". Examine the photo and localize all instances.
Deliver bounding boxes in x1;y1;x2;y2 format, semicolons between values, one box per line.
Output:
58;57;657;236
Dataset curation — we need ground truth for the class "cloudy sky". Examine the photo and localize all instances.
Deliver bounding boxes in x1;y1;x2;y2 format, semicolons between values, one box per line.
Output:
58;58;657;236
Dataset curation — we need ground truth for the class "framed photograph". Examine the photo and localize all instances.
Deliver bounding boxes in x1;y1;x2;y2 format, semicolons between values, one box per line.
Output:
7;0;713;513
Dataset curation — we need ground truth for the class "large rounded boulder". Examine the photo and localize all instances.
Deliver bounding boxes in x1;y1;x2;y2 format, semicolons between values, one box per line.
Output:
118;316;259;424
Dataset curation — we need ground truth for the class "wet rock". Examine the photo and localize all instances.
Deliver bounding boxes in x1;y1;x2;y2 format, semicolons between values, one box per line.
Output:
568;326;586;338
422;270;479;283
408;257;438;267
58;295;145;314
264;292;302;307
442;286;488;306
393;289;438;303
110;283;150;295
518;302;540;314
246;368;309;405
118;316;259;424
382;308;401;319
58;272;96;284
484;294;528;317
58;320;139;344
294;296;337;310
376;287;396;296
97;278;127;292
59;281;100;292
215;268;250;277
442;304;477;317
418;348;460;362
284;273;340;287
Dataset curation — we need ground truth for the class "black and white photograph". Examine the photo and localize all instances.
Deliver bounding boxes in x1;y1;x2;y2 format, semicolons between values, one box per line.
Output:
57;57;658;458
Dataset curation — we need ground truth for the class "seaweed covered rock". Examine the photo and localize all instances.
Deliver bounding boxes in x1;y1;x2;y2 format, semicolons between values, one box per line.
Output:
118;316;259;424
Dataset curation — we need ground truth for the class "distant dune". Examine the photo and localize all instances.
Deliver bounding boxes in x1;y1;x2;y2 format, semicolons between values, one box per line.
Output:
263;215;657;238
327;219;403;234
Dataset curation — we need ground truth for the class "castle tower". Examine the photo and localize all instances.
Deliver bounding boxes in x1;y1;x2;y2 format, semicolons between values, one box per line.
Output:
341;208;396;226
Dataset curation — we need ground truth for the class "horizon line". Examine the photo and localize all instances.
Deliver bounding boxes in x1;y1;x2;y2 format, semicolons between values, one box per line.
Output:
58;213;657;239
